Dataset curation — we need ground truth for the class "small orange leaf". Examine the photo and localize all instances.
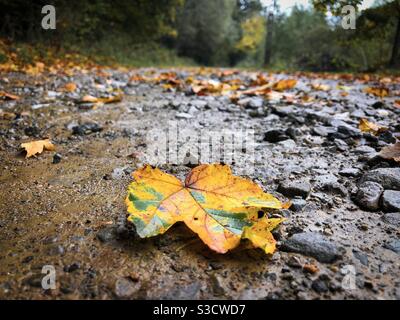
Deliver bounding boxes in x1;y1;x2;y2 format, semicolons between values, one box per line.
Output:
359;118;388;135
64;82;77;92
364;87;389;98
0;91;20;100
272;79;297;91
21;139;55;158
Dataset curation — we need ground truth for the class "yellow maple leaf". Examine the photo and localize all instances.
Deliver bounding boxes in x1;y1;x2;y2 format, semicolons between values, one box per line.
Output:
21;139;55;158
364;87;389;98
126;164;284;254
272;79;297;91
359;118;388;135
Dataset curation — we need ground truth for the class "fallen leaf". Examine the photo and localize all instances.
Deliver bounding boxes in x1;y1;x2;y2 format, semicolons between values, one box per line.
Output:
364;87;389;98
80;94;123;104
126;164;284;254
394;100;400;108
21;139;55;158
311;83;331;91
242;217;284;254
379;142;400;163
359;118;388;135
64;82;77;92
272;79;297;91
0;91;20;100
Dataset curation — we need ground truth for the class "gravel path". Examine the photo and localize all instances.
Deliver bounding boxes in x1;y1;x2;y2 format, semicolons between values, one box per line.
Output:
0;68;399;299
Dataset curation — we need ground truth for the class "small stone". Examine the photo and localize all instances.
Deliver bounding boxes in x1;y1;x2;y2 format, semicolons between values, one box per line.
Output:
353;145;376;154
111;168;125;180
287;256;302;268
52;153;62;164
383;240;400;254
353;250;369;266
64;262;80;273
281;232;343;263
96;227;116;243
278;181;311;199
355;181;384;211
339;168;361;178
312;279;329;293
382;190;400;212
290;198;307;212
264;130;289;143
175;112;193;119
72;123;103;135
382;212;400;227
312;126;336;137
114;277;140;298
359;168;400;190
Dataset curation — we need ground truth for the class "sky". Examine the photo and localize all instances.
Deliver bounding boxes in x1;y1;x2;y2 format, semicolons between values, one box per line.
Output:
261;0;376;13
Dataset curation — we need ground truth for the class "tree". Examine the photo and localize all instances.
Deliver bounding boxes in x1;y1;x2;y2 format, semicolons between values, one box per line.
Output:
312;0;400;67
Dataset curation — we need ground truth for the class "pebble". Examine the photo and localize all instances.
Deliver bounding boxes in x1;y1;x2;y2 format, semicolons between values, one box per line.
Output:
72;123;103;135
53;153;62;164
339;168;361;178
355;181;384;211
381;190;400;212
281;232;344;263
382;212;400;227
278;181;311;199
264;129;290;143
359;168;400;190
290;198;307;212
383;240;400;254
114;277;141;298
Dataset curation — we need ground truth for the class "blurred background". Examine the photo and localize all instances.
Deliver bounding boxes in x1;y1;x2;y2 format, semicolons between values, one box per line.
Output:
0;0;399;71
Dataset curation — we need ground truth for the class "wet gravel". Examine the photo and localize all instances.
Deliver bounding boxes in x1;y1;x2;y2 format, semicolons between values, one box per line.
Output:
0;68;399;300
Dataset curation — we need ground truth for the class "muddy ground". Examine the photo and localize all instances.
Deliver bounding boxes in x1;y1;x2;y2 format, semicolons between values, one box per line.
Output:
0;68;399;300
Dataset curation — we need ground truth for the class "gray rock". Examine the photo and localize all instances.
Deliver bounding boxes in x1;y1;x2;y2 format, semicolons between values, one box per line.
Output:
359;168;400;190
238;97;264;109
175;112;193;119
315;174;338;186
280;232;344;263
353;146;376;154
290;198;307;212
383;240;400;254
114;277;141;298
353;250;369;266
355;181;384;211
111;168;125;180
312;126;336;137
96;227;116;243
264;130;290;143
382;212;400;226
339;168;361;178
382;190;400;212
278;181;311;199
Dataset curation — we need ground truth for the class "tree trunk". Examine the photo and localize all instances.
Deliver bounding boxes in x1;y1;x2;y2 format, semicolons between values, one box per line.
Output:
264;0;277;67
389;15;400;66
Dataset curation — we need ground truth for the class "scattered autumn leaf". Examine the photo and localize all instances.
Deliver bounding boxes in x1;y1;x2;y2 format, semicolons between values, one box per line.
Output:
359;118;388;135
272;79;297;91
311;83;331;91
394;100;400;108
379;142;400;163
21;139;55;158
80;94;123;104
126;164;284;254
64;82;77;92
0;91;20;100
364;87;389;98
